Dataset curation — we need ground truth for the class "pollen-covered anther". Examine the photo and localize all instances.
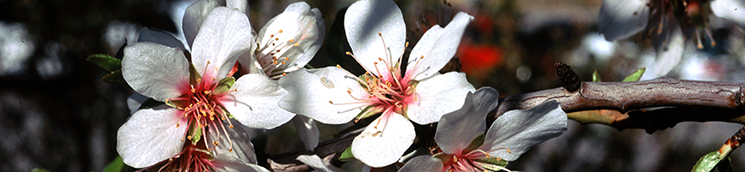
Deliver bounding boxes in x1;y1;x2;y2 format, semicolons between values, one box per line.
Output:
229;125;234;129
213;141;219;146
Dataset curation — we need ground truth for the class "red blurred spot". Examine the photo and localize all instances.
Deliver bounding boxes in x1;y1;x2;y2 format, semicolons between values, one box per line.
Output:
457;43;503;79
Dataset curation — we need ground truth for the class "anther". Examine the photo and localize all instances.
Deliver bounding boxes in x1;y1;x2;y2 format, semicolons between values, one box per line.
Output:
176;123;180;128
329;100;334;104
278;29;283;33
294;43;299;46
229;125;234;128
345;52;352;55
213;141;219;146
275;38;279;41
270;34;274;37
187;136;192;140
378;32;382;36
288;39;294;43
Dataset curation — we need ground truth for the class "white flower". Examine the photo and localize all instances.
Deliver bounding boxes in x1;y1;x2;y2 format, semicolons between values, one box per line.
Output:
236;2;325;79
278;0;475;167
399;88;568;172
117;7;294;168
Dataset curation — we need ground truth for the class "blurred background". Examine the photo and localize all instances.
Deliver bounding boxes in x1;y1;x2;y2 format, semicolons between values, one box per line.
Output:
1;0;745;171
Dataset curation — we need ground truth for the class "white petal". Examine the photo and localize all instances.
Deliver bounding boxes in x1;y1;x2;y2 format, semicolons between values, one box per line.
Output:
435;87;499;154
210;119;259;169
255;2;325;76
137;27;186;51
480;101;567;161
116;105;187;168
398;156;444;172
192;7;254;79
296;154;345;172
406;12;473;81
351;114;415;167
406;72;475;125
121;42;189;102
225;0;248;14
598;0;650;41
126;93;148;115
653;21;684;76
712;0;745;29
278;67;366;124
221;73;295;129
183;0;220;48
344;0;406;76
292;115;320;151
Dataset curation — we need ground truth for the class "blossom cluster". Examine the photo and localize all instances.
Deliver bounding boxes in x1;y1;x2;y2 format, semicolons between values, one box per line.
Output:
111;0;568;171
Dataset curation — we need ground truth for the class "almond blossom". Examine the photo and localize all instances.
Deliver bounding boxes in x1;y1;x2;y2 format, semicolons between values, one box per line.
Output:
117;7;294;168
278;0;475;167
399;88;568;172
233;1;326;151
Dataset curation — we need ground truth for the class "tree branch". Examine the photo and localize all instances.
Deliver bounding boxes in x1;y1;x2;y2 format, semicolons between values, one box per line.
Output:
268;78;745;171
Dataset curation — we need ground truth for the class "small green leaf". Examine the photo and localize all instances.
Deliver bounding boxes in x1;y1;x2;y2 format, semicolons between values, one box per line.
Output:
622;68;645;82
31;168;50;172
188;123;203;145
189;63;202;85
213;76;236;95
462;134;485;154
433;152;452;163
473;157;508;169
102;156;124;172
87;54;122;72
692;151;725;172
165;98;189;110
592;70;602;82
339;146;355;162
355;106;383;121
102;70;126;84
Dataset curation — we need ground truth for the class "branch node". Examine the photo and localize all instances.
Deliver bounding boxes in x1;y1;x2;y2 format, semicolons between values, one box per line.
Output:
555;61;581;92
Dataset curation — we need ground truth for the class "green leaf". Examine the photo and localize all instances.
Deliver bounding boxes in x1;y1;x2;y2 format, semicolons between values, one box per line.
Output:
189;63;202;85
622;68;645;82
102;70;126;84
592;70;602;82
692;151;725;172
339;146;355;162
165;98;189;110
31;168;50;172
102;156;124;172
355;105;383;121
188;122;203;145
462;134;485;154
87;54;122;72
213;76;236;95
473;157;508;170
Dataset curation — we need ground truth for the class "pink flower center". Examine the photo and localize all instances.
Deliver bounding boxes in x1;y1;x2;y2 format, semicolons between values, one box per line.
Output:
334;33;419;125
166;71;236;152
